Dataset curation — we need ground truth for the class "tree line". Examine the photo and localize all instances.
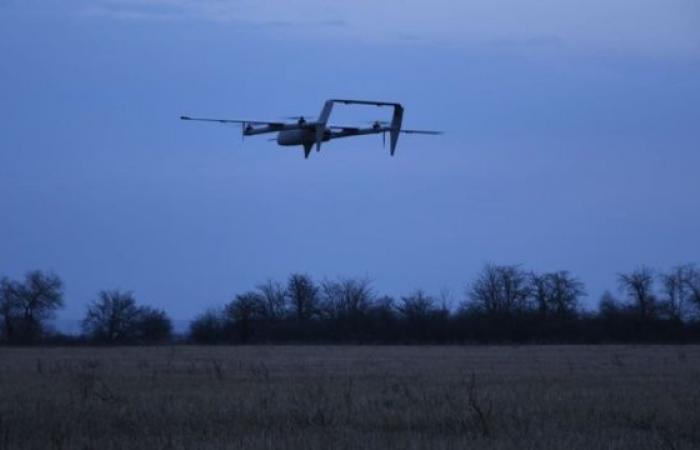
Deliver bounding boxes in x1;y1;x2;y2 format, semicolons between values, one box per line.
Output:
1;264;700;345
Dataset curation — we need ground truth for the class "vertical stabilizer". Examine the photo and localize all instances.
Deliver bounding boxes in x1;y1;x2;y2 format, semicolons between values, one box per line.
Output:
303;142;313;159
315;100;334;152
389;105;404;156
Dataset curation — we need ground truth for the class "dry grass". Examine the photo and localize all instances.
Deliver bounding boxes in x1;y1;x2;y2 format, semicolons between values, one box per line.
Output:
1;345;699;449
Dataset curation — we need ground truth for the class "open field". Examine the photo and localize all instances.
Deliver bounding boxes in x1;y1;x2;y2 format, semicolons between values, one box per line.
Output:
1;346;699;449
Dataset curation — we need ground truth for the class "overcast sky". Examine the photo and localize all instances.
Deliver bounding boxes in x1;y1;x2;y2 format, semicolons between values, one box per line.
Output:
1;0;699;321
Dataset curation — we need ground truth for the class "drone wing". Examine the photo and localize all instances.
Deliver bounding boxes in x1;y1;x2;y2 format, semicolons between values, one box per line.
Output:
180;116;286;127
400;129;443;135
328;125;362;132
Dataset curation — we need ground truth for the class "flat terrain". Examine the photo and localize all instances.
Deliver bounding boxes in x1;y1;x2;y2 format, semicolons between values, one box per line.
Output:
1;346;699;449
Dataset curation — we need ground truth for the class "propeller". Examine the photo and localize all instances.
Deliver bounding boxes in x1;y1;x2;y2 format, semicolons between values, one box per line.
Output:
241;122;256;142
366;120;390;130
282;115;315;125
365;121;390;146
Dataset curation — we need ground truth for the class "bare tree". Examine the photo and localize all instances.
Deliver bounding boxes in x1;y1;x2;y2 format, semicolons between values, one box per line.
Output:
286;273;319;322
438;287;455;314
618;267;657;320
467;264;531;316
366;295;398;337
82;290;142;342
83;290;173;343
136;306;173;343
256;280;287;321
0;271;63;343
680;265;700;318
396;290;448;341
321;277;374;320
530;271;584;318
658;265;696;321
368;295;396;322
189;308;229;344
397;290;437;321
0;277;20;341
598;291;624;319
225;292;265;342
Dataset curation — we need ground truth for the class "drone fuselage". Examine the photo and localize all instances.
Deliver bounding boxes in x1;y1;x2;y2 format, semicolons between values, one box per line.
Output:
276;129;330;147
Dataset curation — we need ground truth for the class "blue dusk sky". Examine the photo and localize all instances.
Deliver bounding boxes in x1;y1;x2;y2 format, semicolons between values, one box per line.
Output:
1;0;699;321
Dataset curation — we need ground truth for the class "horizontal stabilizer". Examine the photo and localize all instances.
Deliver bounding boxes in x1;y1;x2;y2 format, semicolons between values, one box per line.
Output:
400;129;442;135
329;99;401;108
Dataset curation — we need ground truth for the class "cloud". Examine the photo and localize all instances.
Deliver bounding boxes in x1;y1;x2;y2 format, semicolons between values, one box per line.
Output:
22;0;700;58
488;35;563;48
75;0;352;30
79;1;184;21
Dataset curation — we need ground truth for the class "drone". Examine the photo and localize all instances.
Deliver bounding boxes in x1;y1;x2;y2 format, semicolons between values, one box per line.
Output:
181;99;441;158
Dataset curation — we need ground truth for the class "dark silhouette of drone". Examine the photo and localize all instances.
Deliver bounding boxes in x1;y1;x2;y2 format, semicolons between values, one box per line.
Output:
181;99;441;158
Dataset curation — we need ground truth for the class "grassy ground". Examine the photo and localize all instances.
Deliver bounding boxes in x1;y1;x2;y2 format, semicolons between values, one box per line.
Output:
1;345;699;449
